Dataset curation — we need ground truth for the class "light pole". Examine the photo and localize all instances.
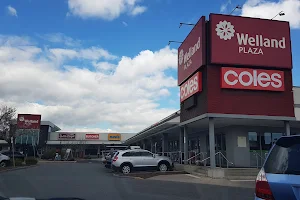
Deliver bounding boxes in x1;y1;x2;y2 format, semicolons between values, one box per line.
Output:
229;5;242;14
168;40;183;45
271;11;285;20
179;22;195;28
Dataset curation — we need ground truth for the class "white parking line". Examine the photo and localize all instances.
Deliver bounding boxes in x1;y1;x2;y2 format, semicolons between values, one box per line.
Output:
185;174;201;179
230;180;255;182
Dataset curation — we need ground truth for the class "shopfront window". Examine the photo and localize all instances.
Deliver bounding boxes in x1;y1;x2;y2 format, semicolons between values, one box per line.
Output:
261;132;272;151
248;132;259;150
272;132;283;144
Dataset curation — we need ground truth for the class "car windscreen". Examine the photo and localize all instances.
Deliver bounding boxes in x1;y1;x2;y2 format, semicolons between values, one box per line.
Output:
264;136;300;175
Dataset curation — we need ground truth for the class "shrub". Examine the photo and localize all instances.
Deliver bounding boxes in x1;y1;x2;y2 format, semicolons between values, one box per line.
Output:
25;157;38;165
41;150;56;160
7;158;24;167
15;158;24;166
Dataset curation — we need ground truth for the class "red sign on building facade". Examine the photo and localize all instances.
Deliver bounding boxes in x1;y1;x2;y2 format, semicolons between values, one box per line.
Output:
221;67;285;91
180;72;202;102
85;134;99;140
17;114;41;129
178;16;206;86
210;14;292;69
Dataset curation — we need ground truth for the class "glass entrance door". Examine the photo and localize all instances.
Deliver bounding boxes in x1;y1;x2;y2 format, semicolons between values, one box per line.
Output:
215;133;226;167
249;131;283;168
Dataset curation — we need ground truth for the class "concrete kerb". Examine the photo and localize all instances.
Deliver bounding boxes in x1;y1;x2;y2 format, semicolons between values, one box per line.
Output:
0;164;38;173
38;160;77;163
112;171;187;180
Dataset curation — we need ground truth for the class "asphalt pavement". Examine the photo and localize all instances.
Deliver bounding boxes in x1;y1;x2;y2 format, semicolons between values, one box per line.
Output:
0;162;255;200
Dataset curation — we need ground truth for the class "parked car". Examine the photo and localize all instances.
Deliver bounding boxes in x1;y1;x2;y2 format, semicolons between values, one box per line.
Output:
125;146;141;150
255;135;300;200
1;151;25;162
104;151;117;168
111;149;174;174
0;153;10;167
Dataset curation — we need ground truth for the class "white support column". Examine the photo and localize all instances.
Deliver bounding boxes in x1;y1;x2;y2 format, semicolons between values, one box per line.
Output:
184;126;188;164
285;121;291;136
209;117;216;168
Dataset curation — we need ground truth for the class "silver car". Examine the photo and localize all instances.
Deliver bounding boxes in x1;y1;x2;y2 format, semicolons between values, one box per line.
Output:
111;149;174;174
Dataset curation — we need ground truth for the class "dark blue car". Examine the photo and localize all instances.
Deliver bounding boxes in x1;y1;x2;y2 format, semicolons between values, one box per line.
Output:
255;135;300;200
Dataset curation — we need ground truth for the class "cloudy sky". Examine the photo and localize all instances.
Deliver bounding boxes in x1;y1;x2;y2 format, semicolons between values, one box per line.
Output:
0;0;300;133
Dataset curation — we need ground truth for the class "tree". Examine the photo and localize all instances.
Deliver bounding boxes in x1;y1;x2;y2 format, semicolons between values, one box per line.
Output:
0;105;16;140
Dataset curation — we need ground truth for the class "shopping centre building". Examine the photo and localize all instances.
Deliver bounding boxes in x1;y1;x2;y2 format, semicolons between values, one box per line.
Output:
123;14;300;172
4;116;135;157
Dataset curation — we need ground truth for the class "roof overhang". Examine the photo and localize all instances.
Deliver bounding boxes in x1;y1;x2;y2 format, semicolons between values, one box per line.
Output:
124;115;180;144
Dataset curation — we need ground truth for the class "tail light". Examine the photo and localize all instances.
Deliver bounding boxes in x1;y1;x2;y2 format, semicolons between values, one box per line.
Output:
255;168;274;200
112;156;118;162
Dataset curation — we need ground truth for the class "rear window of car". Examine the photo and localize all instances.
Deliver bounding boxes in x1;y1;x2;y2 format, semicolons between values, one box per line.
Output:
264;136;300;175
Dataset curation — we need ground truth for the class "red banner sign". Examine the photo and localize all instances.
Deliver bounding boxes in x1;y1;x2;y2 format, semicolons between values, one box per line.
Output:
210;14;292;69
85;134;99;140
17;114;41;129
180;72;202;102
221;67;284;91
178;16;206;86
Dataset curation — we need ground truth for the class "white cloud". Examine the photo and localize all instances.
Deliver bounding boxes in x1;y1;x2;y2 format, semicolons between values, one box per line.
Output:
67;0;147;20
7;5;17;17
220;0;232;13
92;61;117;71
0;35;178;132
39;33;81;46
130;6;147;16
48;47;117;63
241;0;300;29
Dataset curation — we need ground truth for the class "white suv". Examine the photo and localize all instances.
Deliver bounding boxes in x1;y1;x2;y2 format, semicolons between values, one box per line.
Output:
0;153;10;167
111;149;174;174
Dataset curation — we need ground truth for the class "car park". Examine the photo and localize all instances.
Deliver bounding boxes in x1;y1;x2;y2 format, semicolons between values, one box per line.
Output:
111;149;173;174
255;135;300;200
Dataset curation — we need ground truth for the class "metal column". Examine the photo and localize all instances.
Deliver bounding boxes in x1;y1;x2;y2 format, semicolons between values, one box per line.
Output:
143;141;146;149
179;127;184;163
162;133;168;155
183;126;188;164
150;139;153;152
209;118;216;168
285;121;291;136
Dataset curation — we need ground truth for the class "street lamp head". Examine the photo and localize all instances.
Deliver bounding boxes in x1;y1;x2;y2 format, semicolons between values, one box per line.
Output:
279;12;285;16
236;5;242;9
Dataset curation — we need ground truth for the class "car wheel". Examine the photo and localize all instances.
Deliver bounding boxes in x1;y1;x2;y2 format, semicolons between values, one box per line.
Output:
121;164;131;174
158;162;168;172
0;161;7;168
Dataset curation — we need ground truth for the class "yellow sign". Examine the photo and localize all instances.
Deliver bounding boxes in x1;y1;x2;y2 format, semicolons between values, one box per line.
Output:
108;133;121;141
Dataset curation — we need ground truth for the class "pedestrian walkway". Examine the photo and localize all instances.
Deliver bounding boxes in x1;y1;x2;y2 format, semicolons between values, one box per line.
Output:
147;174;255;188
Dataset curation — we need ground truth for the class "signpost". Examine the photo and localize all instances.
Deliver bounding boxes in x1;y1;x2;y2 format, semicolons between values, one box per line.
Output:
11;137;15;167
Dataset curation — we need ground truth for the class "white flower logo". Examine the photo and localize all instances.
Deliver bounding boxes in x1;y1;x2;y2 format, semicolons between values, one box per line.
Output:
179;49;184;65
215;20;235;40
19;117;24;122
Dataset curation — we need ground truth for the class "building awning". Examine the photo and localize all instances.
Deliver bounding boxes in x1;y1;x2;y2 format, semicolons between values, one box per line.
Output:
124;111;180;144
